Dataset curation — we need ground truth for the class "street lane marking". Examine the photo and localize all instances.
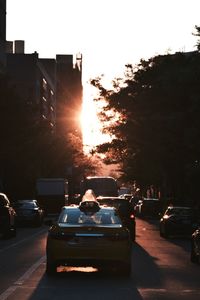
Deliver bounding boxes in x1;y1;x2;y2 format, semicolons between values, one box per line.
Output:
15;255;46;285
0;256;46;300
0;286;18;300
0;228;47;253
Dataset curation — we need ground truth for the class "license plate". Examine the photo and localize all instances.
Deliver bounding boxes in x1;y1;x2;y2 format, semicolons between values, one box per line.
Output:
75;233;104;237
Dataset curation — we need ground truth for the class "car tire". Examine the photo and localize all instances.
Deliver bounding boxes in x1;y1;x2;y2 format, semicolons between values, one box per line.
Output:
10;226;16;237
159;224;164;237
161;225;169;238
191;241;199;263
128;227;136;242
159;229;164;237
2;224;16;239
46;258;57;276
132;232;136;242
131;229;136;242
3;229;11;239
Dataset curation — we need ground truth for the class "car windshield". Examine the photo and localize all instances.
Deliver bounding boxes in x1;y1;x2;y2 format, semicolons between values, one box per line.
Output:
58;208;121;225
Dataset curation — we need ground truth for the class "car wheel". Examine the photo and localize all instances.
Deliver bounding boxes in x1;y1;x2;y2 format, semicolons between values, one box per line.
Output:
46;258;57;276
161;225;169;238
10;225;16;237
159;224;164;237
2;224;16;239
128;227;135;242
159;230;164;237
3;229;11;239
191;241;199;263
131;229;136;242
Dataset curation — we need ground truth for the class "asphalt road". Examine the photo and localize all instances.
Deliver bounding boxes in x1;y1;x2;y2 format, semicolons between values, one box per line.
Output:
0;218;200;300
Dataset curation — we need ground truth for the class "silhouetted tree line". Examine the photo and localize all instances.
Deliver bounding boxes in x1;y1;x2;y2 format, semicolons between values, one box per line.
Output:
0;73;96;200
90;26;200;206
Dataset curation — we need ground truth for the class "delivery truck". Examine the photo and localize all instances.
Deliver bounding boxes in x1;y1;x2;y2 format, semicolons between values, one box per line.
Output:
80;176;118;198
36;178;69;216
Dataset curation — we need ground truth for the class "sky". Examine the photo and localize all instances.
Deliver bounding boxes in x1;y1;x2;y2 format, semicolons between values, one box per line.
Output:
6;0;200;147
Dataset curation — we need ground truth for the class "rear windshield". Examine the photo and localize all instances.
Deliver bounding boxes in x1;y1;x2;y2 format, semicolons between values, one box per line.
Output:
58;208;121;225
166;207;193;216
14;201;37;209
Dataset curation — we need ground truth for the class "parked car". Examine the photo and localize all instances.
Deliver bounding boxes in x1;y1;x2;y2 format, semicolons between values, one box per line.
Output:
0;193;17;239
159;206;197;238
45;196;132;276
13;199;44;226
191;224;200;264
97;196;136;241
134;197;161;218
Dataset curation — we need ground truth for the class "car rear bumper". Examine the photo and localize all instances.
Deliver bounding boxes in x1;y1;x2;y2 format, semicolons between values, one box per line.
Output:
47;239;131;266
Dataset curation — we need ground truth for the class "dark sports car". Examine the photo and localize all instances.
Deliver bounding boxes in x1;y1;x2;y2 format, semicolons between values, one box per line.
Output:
13;199;44;226
160;206;197;238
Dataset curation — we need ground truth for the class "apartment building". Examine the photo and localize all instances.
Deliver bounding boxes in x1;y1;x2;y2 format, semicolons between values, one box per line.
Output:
1;0;83;136
6;46;56;131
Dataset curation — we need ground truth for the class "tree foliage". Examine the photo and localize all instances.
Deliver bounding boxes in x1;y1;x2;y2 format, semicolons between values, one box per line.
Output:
193;25;200;51
90;51;200;201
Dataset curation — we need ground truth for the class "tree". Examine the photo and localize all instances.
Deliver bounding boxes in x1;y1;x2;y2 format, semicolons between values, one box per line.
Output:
90;51;200;202
193;25;200;51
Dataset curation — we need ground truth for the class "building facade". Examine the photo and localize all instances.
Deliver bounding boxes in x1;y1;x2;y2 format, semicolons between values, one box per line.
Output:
56;53;83;137
1;0;83;136
6;49;57;131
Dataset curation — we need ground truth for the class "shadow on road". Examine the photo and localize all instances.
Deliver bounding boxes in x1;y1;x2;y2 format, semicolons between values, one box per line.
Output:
132;241;163;288
25;266;144;300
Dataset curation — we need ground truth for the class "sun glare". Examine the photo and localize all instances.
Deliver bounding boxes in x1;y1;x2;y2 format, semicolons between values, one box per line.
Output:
81;83;111;153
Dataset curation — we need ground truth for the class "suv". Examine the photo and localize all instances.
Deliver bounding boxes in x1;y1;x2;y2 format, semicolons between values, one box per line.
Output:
134;198;161;218
0;193;17;239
